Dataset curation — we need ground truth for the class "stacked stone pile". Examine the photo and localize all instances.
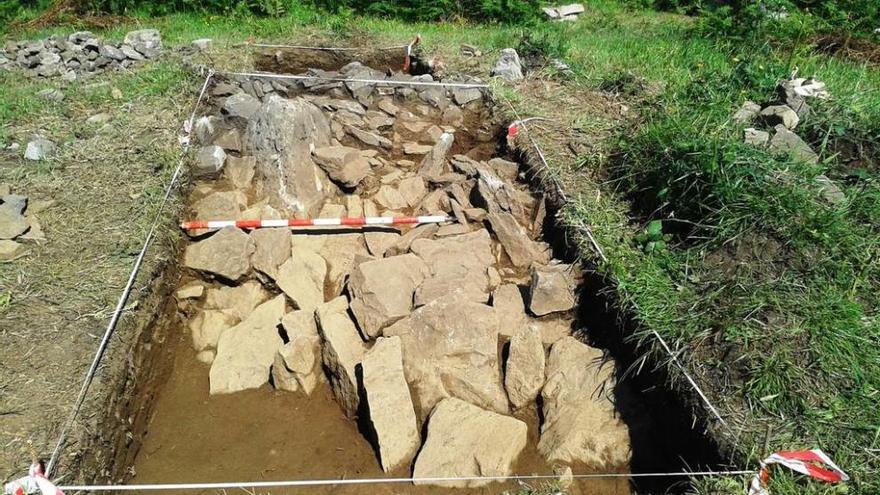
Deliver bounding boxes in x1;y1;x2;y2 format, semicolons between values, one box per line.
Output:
0;29;162;80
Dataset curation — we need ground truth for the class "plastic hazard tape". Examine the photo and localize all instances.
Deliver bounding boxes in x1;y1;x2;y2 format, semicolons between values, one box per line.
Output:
180;215;451;231
748;449;849;495
4;464;63;495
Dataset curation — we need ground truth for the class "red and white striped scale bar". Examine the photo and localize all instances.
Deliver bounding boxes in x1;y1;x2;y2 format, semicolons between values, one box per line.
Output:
180;215;452;231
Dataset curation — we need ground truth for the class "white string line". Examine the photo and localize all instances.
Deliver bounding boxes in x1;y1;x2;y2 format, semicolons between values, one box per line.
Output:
57;470;757;491
240;42;408;51
494;91;730;430
217;69;489;89
45;70;215;477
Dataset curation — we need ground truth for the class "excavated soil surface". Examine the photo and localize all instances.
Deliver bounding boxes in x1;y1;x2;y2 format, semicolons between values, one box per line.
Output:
122;55;691;495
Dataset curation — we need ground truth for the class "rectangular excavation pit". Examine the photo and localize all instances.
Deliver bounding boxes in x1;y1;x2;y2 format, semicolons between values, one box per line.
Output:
111;59;725;495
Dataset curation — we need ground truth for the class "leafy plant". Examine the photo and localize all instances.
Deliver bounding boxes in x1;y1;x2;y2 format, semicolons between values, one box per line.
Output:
635;220;671;253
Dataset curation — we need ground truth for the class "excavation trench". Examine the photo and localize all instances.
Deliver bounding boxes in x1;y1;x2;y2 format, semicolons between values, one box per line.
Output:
112;53;721;495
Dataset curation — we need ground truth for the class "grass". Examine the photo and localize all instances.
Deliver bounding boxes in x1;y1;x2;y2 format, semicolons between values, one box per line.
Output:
1;1;879;493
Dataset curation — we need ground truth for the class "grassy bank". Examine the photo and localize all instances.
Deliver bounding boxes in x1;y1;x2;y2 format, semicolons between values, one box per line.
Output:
2;1;878;493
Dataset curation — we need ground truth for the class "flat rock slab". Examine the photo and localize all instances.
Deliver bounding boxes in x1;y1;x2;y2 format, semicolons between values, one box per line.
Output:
410;229;494;306
360;336;421;472
505;326;546;409
384;297;508;418
184;227;254;281
413;398;527;488
538;336;631;469
348;253;429;338
317;297;367;418
276;250;327;311
209;295;287;394
529;263;577;316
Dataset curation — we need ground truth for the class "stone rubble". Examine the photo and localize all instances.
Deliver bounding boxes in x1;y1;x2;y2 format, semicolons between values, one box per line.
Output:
175;61;631;485
1;29;163;79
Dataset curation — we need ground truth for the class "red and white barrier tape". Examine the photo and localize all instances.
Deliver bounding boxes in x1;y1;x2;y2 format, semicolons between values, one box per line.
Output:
180;215;451;231
748;449;848;495
4;464;63;495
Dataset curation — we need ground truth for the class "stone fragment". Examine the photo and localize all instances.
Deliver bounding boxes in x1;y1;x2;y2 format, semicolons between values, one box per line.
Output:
192;38;213;51
345;124;392;149
530;263;577;316
224;156;256;189
733;100;761;123
273;310;323;394
209;295;287;394
348;253;429;338
192;190;246;222
760;104;800;129
384;223;438;256
318;233;369;295
505;326;545;409
487;212;546;268
413;398;527;488
175;283;204;300
360;336;421;472
364;231;400;257
204;281;269;321
276;250;327;311
194;145;226;176
124;29;162;54
251;228;291;279
312;146;371;188
538;337;631;469
343;195;363;217
213;128;241;152
488;157;519;182
419;132;454;179
223;92;261;122
744;128;770;146
377;98;398;116
183;227;254;281
769;125;818;164
190;310;236;352
37;88;64;102
403;142;433;155
384;298;508;417
453;87;482;106
373;185;408;210
24;138;56;161
410;230;494;306
397;176;426;207
491;48;524;81
316;297;367;417
493;283;528;334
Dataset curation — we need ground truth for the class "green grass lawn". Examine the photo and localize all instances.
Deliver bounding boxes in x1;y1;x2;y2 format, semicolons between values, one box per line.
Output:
2;1;878;493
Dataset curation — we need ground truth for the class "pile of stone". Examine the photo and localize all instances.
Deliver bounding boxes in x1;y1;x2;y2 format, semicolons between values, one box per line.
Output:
0;29;162;80
0;187;49;261
176;62;631;485
735;76;830;165
543;3;585;22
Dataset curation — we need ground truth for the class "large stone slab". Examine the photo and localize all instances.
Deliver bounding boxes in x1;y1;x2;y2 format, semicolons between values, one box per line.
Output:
183;227;254;281
410;229;494;306
413;398;527;488
246;95;333;216
209;295;287;394
360;336;420;472
505;326;545;409
316;297;367;418
348;254;429;338
250;227;291;280
384;297;508;418
190;309;236;352
276;249;327;311
487;212;546;268
538;337;631;469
